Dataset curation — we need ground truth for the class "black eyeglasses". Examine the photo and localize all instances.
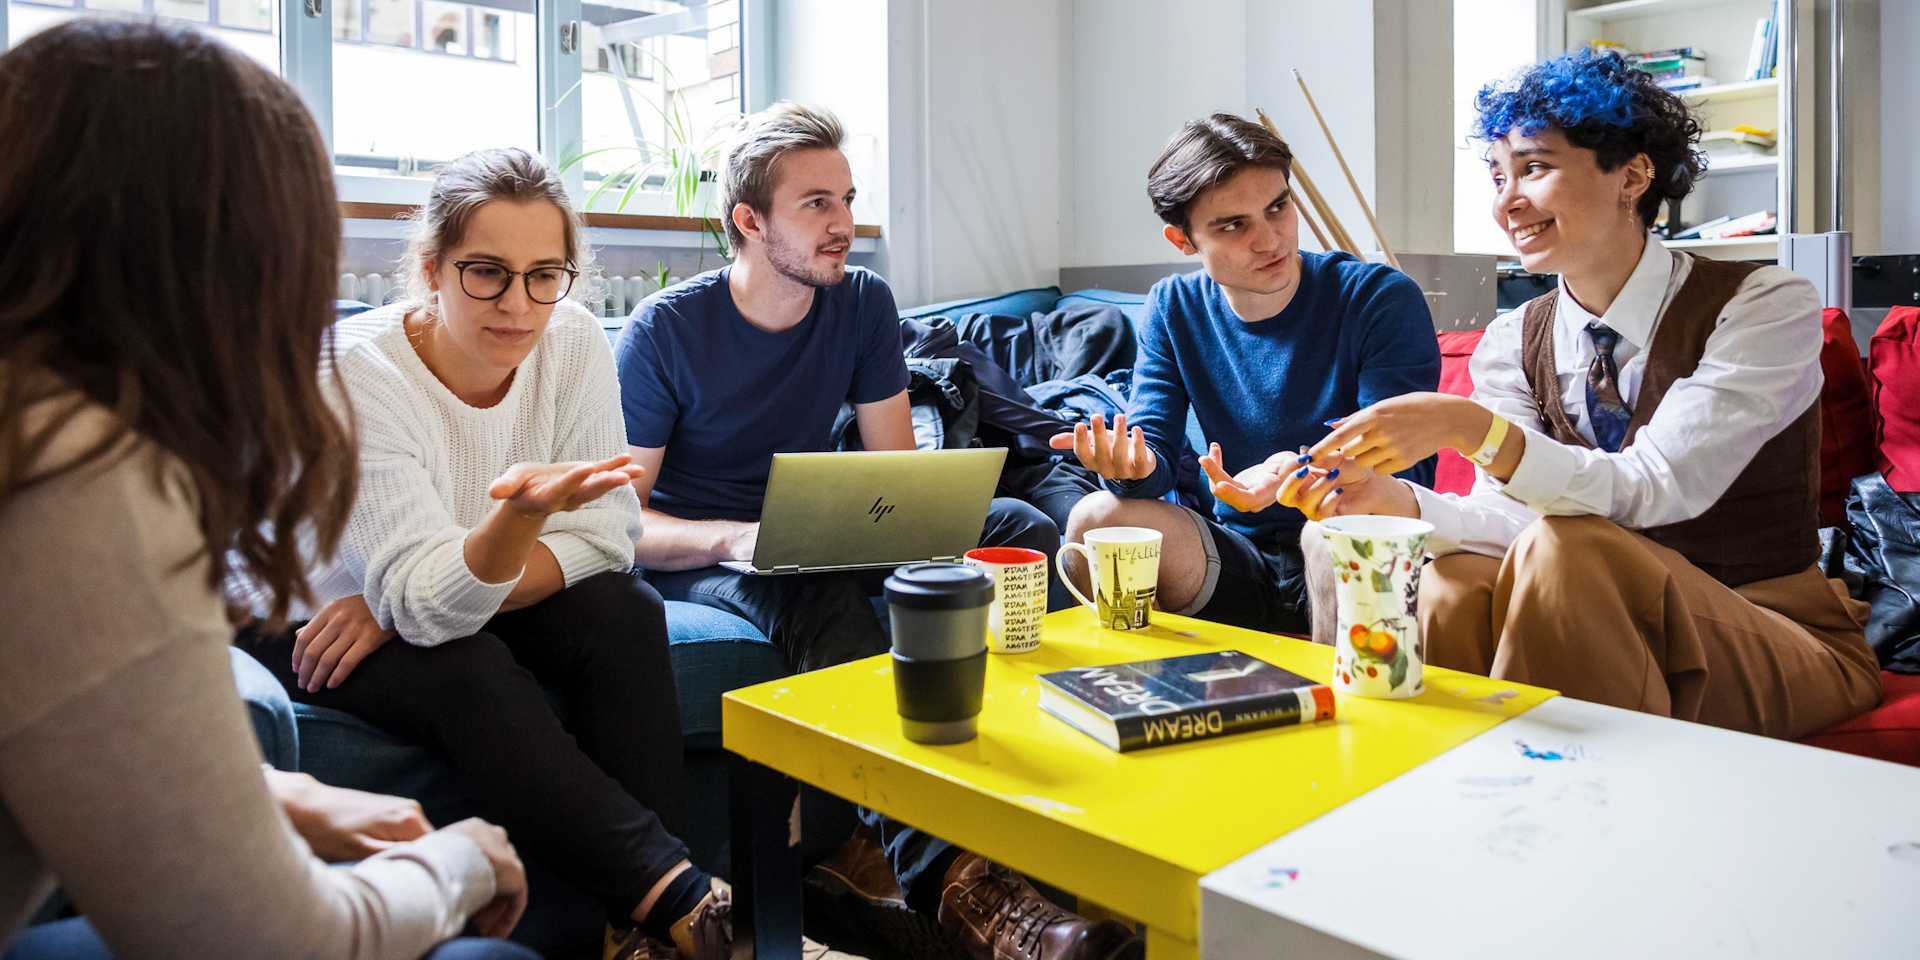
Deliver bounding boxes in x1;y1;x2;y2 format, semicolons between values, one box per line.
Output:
450;260;579;304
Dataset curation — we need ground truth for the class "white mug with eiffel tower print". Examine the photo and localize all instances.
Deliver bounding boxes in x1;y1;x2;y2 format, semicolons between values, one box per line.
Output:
1056;526;1162;631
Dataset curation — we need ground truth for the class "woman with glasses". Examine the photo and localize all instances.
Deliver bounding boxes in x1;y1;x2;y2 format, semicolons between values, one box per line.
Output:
236;147;734;958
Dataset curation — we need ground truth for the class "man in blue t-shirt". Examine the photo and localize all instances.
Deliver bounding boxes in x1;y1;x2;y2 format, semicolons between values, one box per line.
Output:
1055;113;1441;637
617;103;1138;960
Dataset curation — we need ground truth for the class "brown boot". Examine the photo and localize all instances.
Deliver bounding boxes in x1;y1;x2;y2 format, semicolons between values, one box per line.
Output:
935;853;1144;960
809;824;908;909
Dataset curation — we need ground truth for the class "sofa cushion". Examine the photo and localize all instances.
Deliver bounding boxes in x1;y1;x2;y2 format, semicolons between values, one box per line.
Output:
1433;329;1487;496
1870;306;1920;494
899;286;1063;322
1819;308;1875;526
1800;671;1920;767
1057;288;1150;332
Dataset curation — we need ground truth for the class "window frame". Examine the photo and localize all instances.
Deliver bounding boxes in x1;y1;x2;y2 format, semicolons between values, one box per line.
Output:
0;0;767;219
13;0;275;34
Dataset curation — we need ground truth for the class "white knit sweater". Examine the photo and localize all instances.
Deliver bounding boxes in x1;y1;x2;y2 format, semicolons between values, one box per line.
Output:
303;300;642;645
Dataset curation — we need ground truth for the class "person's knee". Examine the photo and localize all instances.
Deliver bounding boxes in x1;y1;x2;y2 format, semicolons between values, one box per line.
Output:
1420;554;1498;617
985;498;1059;552
1509;515;1632;584
1065;491;1127;540
412;632;520;688
1298;522;1335;645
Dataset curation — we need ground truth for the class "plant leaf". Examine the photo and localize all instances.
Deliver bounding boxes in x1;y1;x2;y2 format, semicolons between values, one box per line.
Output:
1354;540;1374;559
1371;569;1393;594
1389;650;1408;690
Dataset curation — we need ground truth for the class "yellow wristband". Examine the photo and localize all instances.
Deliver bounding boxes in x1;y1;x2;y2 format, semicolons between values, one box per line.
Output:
1468;413;1509;467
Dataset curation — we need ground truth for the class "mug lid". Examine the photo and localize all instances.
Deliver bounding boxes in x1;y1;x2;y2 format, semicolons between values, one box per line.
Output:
885;562;995;610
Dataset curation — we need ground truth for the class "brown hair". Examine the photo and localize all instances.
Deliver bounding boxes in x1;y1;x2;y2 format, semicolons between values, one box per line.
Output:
0;19;355;625
400;147;594;313
719;101;845;248
1147;113;1295;231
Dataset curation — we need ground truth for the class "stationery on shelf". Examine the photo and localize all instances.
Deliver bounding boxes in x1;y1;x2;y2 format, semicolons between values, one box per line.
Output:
1038;650;1335;752
1672;210;1777;242
1701;125;1778;156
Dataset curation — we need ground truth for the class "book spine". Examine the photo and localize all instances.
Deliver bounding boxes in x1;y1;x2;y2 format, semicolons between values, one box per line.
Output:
1113;688;1335;751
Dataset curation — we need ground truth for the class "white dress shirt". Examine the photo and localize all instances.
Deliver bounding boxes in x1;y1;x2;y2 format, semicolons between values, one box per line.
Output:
1411;236;1824;558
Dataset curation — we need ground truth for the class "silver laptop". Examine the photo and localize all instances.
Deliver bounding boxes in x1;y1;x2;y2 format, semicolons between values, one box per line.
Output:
718;448;1008;576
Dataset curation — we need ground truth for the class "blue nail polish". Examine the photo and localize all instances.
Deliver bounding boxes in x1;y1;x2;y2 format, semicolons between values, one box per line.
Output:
1295;453;1311;464
1294;467;1309;478
1328;468;1340;479
1334;487;1345;495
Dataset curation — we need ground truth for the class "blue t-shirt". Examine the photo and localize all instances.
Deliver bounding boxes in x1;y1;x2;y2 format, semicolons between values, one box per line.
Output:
615;266;911;522
1114;251;1441;552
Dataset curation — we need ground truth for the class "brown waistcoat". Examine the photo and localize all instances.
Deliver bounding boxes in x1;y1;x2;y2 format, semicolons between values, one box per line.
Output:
1519;255;1820;587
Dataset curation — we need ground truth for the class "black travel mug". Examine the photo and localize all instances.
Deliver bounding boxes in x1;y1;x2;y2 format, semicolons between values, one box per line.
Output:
884;562;992;744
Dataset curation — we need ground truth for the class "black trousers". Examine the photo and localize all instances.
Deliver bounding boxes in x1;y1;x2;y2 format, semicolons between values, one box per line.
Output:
238;572;691;922
647;498;1065;905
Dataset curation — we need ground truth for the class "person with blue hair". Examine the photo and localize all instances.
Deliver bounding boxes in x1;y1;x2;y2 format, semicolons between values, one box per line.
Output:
1284;50;1882;738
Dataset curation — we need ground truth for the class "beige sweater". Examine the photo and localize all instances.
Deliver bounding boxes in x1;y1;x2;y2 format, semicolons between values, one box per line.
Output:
0;393;496;958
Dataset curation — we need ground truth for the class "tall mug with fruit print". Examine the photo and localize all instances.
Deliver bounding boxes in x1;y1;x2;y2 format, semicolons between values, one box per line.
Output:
1319;515;1433;699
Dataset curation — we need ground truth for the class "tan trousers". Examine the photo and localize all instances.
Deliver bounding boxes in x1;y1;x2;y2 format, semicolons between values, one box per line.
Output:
1420;516;1883;739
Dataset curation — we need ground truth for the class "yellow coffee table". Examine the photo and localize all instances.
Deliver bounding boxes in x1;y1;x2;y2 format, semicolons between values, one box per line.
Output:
722;609;1553;959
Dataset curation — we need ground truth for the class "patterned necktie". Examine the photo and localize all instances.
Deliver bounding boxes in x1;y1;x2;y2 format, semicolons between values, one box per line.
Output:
1585;323;1632;452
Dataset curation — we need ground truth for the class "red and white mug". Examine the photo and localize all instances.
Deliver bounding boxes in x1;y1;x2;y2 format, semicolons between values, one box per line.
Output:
962;547;1049;654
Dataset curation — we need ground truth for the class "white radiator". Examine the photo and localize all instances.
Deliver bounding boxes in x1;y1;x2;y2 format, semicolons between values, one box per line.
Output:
337;273;673;320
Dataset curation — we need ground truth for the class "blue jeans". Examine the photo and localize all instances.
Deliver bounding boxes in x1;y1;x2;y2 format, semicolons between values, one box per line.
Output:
647;496;1061;903
2;918;540;960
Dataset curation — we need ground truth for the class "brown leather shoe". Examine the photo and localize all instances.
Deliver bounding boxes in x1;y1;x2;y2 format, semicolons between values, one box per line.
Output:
936;853;1144;960
809;824;908;908
668;885;733;960
603;923;669;960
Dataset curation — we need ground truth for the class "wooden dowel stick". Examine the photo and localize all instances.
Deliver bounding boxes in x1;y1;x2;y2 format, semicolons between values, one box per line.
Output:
1296;160;1361;254
1293;184;1332;251
1254;108;1359;255
1293;68;1401;269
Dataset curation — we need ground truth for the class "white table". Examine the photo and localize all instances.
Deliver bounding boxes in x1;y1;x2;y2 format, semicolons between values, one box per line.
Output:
1200;697;1920;959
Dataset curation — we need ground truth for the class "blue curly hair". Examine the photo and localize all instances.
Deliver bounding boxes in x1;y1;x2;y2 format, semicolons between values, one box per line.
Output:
1473;50;1705;228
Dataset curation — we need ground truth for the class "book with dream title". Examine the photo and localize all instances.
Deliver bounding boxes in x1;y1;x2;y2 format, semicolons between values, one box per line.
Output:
1038;650;1335;752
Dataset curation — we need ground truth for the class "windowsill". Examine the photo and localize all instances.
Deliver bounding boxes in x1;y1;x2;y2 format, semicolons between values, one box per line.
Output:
338;200;883;238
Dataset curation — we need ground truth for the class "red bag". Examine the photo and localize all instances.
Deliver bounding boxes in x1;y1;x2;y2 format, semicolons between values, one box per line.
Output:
1819;308;1875;525
1870;306;1920;493
1433;330;1487;496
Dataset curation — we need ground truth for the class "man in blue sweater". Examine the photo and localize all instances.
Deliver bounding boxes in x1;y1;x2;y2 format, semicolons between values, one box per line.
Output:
1056;113;1440;636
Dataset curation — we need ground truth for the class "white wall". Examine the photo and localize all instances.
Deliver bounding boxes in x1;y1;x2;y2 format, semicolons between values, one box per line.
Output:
1244;1;1378;256
883;0;1064;304
1065;0;1248;268
1062;0;1404;271
771;0;889;215
1882;0;1920;254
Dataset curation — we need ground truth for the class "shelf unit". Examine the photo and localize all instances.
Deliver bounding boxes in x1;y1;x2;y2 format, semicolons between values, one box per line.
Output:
1557;0;1812;261
1701;153;1779;176
1665;235;1781;259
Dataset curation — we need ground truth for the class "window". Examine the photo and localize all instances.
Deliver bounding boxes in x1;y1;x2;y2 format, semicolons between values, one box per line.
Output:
8;0;278;71
331;0;538;181
420;0;464;54
576;0;745;215
1452;0;1537;255
3;0;763;209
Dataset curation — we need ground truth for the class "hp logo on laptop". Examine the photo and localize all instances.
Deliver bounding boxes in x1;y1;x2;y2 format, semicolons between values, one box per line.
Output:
868;497;896;524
